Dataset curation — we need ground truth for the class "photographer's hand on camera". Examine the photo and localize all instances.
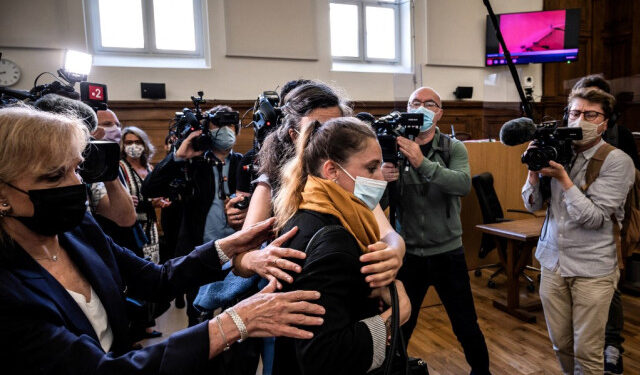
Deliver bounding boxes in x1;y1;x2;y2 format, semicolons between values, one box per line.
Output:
381;162;400;182
175;130;205;160
225;195;248;230
233;226;306;289
397;136;425;168
538;161;574;190
525;142;541;186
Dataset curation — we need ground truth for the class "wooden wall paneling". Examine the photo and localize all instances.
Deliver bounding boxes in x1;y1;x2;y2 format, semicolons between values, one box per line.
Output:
461;142;530;271
543;0;594;99
633;0;640;75
108;100;535;166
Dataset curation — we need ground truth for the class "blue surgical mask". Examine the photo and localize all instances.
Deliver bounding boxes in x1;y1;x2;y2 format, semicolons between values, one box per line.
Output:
409;106;436;132
336;164;387;210
212;126;236;151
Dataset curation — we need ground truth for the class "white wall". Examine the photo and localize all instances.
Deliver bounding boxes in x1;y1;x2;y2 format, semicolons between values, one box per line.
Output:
1;0;543;102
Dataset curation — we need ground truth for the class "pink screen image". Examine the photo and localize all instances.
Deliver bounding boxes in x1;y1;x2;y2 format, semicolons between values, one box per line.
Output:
499;10;566;54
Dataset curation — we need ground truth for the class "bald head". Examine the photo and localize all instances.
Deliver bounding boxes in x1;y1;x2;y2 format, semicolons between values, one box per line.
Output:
97;109;120;128
407;87;443;126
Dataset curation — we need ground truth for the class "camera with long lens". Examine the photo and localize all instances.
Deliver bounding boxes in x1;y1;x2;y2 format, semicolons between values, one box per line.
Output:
238;91;283;193
171;91;240;162
499;117;583;171
252;91;282;151
0;51;119;183
372;111;423;166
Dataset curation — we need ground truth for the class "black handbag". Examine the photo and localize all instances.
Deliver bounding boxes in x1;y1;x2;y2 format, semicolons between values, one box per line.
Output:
371;282;429;375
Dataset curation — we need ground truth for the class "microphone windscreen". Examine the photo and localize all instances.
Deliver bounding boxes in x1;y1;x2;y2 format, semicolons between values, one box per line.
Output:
355;112;376;125
34;94;98;132
499;117;537;146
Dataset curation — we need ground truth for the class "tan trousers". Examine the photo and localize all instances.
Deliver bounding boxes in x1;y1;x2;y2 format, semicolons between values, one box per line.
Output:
539;266;618;375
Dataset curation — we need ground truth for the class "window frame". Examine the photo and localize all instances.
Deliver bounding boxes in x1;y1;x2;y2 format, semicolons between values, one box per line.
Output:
330;0;401;65
85;0;206;58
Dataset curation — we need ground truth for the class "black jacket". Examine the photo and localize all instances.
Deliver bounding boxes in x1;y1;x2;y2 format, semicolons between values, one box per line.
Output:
272;210;379;375
142;152;242;256
0;212;226;374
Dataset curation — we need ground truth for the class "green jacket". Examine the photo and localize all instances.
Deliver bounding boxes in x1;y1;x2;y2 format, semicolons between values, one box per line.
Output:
393;128;471;256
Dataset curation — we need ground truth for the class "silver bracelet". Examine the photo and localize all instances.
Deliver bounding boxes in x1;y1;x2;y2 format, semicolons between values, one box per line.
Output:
215;240;230;264
215;315;231;351
225;307;248;341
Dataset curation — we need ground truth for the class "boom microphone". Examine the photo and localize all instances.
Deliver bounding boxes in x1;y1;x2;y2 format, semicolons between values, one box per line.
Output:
499;117;537;146
34;94;98;132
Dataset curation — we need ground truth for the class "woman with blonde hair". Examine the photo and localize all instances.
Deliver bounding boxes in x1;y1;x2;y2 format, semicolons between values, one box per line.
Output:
0;106;325;374
271;117;411;375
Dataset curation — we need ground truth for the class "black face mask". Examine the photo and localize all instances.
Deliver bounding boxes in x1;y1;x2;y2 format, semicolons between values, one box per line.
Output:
3;182;88;236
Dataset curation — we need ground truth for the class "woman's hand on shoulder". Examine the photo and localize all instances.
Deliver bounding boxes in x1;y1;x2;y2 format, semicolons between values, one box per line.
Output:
359;241;403;288
233;278;325;338
216;217;276;258
233;226;306;289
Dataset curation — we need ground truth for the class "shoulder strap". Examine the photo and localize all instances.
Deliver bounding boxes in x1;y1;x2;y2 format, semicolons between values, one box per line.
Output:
583;143;616;192
437;134;452;167
304;225;349;254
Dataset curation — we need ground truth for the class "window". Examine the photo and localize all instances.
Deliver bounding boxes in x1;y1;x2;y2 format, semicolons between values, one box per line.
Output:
330;0;401;64
85;0;207;60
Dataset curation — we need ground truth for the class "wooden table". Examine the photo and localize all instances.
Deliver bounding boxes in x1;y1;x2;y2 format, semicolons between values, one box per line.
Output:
475;217;545;323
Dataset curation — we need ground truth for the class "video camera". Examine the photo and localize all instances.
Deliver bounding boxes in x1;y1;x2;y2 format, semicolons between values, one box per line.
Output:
171;91;240;162
0;51;117;183
251;90;282;151
371;111;423;166
499;117;583;171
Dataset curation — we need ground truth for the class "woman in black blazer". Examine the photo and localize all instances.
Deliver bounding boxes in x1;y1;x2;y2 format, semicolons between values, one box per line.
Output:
0;106;325;374
272;117;412;375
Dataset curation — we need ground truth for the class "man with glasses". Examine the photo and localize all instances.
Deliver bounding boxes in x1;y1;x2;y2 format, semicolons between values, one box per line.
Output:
381;87;492;375
522;87;634;375
570;75;638;375
143;105;248;326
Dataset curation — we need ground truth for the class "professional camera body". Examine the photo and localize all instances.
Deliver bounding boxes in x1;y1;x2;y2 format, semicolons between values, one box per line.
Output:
372;111;423;166
0;66;117;183
252;90;282;151
499;117;583;171
171;91;240;162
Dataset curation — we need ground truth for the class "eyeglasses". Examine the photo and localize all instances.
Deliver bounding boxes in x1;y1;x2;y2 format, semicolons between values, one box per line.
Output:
409;100;441;110
568;110;605;122
123;140;144;146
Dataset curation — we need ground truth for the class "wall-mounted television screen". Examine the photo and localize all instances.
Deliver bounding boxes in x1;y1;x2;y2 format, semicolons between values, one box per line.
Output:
485;9;580;66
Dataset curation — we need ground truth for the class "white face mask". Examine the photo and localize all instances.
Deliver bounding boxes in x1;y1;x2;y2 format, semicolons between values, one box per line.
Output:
125;144;145;159
336;163;387;210
569;118;605;147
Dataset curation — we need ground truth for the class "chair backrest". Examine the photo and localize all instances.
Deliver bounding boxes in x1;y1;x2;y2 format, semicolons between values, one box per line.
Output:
472;172;504;224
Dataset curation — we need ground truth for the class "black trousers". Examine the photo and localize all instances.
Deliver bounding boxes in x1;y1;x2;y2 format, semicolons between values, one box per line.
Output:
605;288;624;352
398;247;491;375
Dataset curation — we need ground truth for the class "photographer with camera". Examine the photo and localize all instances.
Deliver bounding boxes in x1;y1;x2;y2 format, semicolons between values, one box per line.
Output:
0;105;327;374
33;94;136;229
142;104;249;326
381;87;491;375
569;74;637;375
521;87;634;375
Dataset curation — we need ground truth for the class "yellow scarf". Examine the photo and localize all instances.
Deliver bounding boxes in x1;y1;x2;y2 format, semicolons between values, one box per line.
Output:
299;176;380;253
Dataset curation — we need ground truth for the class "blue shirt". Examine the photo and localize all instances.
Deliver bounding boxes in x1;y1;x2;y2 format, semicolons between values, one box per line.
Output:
522;140;634;277
203;156;235;243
